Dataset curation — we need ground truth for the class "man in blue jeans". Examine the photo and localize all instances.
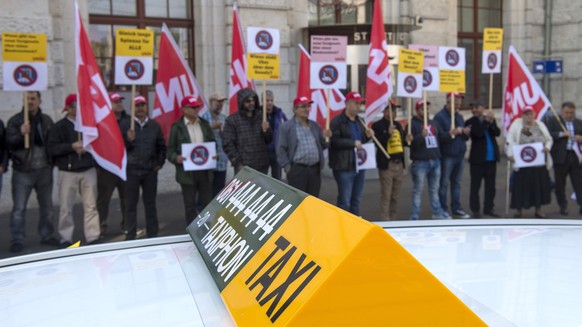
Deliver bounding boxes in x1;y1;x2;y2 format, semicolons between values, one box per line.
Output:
433;92;471;219
329;91;373;216
409;101;450;220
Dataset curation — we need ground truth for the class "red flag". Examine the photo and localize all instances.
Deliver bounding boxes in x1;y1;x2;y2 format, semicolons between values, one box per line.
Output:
153;24;208;142
75;2;126;180
228;2;254;115
364;0;393;125
502;46;551;135
297;44;345;129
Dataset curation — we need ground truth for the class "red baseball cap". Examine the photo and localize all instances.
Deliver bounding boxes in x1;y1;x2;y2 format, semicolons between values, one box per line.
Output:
389;99;401;108
293;96;313;107
109;92;125;102
181;96;201;108
134;95;147;105
446;92;465;99
62;94;77;112
415;100;431;110
345;91;365;103
522;105;535;113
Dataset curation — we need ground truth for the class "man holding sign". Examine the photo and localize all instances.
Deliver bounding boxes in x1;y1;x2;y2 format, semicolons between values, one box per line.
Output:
121;95;166;240
167;96;215;224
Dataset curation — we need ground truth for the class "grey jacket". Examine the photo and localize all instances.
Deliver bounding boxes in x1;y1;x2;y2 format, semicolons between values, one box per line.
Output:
276;117;328;171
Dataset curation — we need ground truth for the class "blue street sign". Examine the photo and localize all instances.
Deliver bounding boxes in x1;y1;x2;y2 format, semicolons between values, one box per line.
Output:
532;59;563;74
533;60;545;74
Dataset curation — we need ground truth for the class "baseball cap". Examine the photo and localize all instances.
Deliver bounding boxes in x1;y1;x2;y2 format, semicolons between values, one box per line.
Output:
181;96;202;108
134;95;147;105
109;92;125;102
446;92;465;99
522;105;535;113
62;94;77;112
415;100;431;110
209;93;227;101
293;96;313;107
469;98;485;106
345;91;365;103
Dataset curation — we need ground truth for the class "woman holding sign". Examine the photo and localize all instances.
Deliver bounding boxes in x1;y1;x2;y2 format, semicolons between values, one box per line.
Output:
506;106;553;218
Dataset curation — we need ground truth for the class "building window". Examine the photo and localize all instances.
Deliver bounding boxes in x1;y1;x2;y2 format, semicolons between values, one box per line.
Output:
309;0;374;26
88;0;194;93
458;0;502;107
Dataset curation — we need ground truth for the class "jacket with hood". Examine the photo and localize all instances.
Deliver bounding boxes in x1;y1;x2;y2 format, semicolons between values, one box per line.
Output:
223;88;273;171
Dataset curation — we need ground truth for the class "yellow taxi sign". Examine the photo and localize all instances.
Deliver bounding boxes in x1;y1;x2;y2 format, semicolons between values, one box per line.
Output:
2;33;47;62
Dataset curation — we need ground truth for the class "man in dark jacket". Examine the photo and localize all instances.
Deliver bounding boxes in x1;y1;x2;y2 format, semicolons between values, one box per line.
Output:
48;94;100;247
264;90;287;180
433;92;471;218
409;100;450;220
223;88;272;174
121;95;166;240
97;92;129;236
6;91;59;253
167;96;215;225
372;100;405;220
464;99;501;218
329;91;373;216
547;101;582;215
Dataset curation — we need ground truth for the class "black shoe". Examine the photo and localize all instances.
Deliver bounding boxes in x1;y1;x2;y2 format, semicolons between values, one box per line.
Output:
125;235;136;241
472;211;482;218
579;207;582;215
559;208;568;216
484;211;500;218
40;237;61;247
10;243;24;253
59;241;74;249
535;212;546;218
86;239;101;245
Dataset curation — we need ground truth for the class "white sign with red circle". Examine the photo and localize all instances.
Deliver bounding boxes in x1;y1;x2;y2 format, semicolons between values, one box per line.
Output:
182;142;217;171
512;142;545;168
2;33;48;91
439;47;466;71
355;143;376;172
247;27;280;55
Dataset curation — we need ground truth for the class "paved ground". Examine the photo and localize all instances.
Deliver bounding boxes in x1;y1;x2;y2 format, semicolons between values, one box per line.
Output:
0;157;580;260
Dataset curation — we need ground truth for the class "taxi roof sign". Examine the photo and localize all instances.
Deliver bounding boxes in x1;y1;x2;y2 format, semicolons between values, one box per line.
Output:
188;167;486;326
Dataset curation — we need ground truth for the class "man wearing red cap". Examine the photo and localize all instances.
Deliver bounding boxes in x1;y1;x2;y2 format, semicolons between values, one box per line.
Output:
167;95;215;224
433;92;471;219
329;91;374;215
6;91;59;253
277;96;331;196
47;94;100;246
372;100;406;220
120;95;166;240
97;92;129;236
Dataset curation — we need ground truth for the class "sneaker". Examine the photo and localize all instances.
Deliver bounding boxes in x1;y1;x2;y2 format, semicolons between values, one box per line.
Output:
431;213;452;220
410;216;418;221
453;210;471;219
10;243;24;253
40;237;61;247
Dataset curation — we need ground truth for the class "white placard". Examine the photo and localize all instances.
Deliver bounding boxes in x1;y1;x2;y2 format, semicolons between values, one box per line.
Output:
355;143;377;172
310;62;347;89
439;47;466;71
422;67;440;91
2;61;48;91
114;56;153;85
181;142;217;171
396;72;422;98
482;50;502;74
247;27;280;55
512;142;545;168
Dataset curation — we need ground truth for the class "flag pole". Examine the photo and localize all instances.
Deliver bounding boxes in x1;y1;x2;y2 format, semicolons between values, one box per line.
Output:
130;85;136;131
488;74;493;113
325;89;331;142
451;95;456;139
23;92;30;149
423;91;428;127
548;106;567;132
505;160;511;216
388;100;394;127
262;80;267;123
358;118;389;159
407;97;412;145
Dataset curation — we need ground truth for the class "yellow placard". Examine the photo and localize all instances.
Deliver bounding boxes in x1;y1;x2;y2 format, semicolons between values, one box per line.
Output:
398;49;424;74
247;53;280;80
439;70;466;93
483;28;504;51
115;28;154;57
2;33;47;62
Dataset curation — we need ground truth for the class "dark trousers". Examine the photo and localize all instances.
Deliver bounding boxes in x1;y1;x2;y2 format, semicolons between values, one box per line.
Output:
212;170;227;196
125;169;158;239
268;152;282;180
97;167;126;230
469;161;497;214
554;151;582;209
181;170;212;225
287;163;321;197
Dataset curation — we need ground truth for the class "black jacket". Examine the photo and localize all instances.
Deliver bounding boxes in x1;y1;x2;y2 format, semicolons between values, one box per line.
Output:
372;118;405;169
0;120;8;171
47;117;94;172
121;118;167;171
409;116;444;161
547;115;582;165
329;111;371;171
465;116;501;164
6;109;54;172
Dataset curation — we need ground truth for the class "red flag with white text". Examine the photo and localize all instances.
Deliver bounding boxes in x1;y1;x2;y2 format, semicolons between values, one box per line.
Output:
75;2;126;180
153;24;208;142
502;46;551;135
229;2;254;115
364;0;393;125
297;44;345;129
